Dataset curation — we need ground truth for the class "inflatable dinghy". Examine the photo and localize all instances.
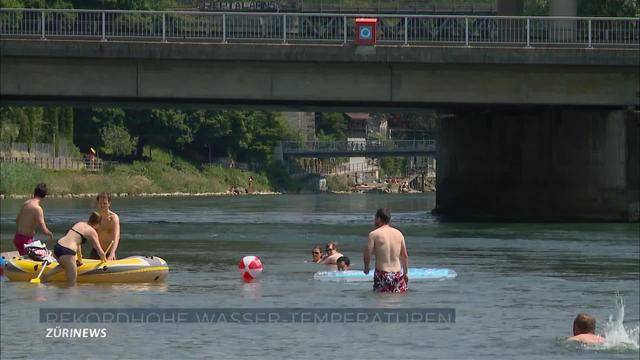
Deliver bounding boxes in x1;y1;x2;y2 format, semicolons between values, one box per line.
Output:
3;255;168;283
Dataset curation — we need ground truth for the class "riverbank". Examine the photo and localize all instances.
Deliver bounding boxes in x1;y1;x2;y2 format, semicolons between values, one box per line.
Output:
0;191;280;200
0;149;296;197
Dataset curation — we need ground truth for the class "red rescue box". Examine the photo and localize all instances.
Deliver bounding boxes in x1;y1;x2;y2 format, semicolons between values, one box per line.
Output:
355;18;377;45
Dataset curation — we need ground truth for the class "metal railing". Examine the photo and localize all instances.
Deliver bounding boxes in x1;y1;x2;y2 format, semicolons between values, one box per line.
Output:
0;8;638;47
199;0;497;15
282;139;436;156
0;155;109;171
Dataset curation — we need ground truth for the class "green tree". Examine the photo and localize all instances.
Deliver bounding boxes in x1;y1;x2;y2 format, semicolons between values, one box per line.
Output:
0;118;20;143
99;122;137;157
315;113;347;140
578;0;639;17
15;107;45;149
149;109;192;150
242;111;298;162
380;157;407;177
59;107;74;144
0;0;25;8
524;0;639;16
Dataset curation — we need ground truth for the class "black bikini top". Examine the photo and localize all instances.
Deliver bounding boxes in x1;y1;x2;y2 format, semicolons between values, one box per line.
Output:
70;228;88;245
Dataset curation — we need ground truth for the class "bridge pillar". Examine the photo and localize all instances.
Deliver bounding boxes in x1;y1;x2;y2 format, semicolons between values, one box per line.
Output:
496;0;523;16
435;109;639;221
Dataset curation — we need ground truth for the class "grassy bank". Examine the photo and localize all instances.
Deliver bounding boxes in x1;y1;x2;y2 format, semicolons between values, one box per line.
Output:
325;174;355;192
0;149;294;196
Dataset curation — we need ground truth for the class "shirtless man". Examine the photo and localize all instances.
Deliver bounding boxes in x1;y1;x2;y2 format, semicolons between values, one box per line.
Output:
363;208;409;293
90;192;120;260
320;242;343;265
14;183;53;255
567;313;605;345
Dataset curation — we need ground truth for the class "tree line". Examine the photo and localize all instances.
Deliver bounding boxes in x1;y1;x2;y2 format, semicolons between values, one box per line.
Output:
1;106;299;164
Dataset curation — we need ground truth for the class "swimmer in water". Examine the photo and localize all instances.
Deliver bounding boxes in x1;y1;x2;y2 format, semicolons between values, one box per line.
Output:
336;256;350;271
567;313;605;345
311;245;323;263
320;242;343;265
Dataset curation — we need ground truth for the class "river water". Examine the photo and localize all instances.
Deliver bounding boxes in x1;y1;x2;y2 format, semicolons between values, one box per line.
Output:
1;194;638;359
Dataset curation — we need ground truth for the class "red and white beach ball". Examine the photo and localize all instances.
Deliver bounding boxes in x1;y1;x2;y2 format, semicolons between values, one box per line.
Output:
238;256;263;282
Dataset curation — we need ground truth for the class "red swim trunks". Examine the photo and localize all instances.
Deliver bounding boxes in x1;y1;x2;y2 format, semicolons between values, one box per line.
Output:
373;269;408;293
13;233;34;255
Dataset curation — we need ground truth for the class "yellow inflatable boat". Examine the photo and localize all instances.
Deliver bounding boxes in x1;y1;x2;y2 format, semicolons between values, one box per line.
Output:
3;255;169;283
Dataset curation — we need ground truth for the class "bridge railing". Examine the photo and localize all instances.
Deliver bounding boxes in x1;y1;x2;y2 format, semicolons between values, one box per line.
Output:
0;8;638;48
282;139;436;155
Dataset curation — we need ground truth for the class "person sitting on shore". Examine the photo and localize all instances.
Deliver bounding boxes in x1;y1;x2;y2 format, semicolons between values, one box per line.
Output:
44;212;107;286
88;192;120;261
336;256;350;271
320;242;343;265
311;245;323;263
567;313;605;345
14;183;53;255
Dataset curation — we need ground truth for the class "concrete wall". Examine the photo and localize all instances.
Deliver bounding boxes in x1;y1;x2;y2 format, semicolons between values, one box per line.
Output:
436;109;639;221
1;57;637;108
1;40;638;108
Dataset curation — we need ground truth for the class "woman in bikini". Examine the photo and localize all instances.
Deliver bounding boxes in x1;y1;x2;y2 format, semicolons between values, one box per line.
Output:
45;212;107;286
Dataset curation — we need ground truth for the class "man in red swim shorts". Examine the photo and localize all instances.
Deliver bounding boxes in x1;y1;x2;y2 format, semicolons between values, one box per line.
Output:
363;208;409;293
14;183;53;255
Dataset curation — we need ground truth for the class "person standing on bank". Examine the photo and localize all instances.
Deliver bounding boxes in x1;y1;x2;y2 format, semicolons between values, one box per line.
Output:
90;192;120;260
363;208;409;293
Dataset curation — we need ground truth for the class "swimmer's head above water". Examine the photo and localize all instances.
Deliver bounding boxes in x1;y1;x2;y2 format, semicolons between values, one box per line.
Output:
567;313;605;345
336;256;350;271
311;245;323;263
325;242;338;256
573;313;596;336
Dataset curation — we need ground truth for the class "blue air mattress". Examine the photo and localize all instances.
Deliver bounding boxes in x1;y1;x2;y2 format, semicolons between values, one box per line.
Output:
314;268;457;282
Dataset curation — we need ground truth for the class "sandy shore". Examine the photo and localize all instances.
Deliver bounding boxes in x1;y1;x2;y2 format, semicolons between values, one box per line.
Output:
0;191;281;200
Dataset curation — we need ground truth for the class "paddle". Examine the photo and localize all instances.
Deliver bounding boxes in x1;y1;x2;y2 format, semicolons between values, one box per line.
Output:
76;241;113;276
98;241;114;265
29;258;50;284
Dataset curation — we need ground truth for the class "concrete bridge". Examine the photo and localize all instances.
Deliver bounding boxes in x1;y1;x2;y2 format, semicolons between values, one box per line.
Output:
0;9;638;108
0;9;638;221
